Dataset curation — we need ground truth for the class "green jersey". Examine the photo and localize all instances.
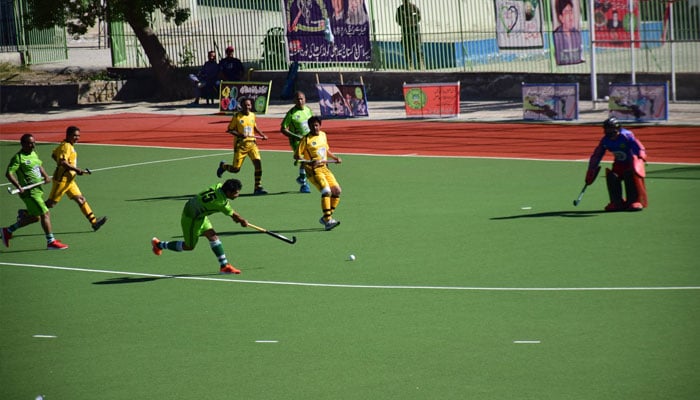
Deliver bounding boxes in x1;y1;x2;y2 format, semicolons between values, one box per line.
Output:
281;105;313;139
6;150;43;187
183;183;235;219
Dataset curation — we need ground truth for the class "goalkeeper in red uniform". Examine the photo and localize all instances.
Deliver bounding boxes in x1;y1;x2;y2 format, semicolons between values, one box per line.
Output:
151;179;249;274
585;117;648;211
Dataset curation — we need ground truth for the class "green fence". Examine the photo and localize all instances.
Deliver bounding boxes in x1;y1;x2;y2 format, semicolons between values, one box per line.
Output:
107;0;699;74
0;0;67;64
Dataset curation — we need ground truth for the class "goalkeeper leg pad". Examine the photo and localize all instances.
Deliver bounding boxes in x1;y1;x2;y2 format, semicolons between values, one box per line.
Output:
605;169;625;211
623;170;647;209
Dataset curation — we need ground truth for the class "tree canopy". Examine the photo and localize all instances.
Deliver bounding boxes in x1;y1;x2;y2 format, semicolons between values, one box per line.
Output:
26;0;192;99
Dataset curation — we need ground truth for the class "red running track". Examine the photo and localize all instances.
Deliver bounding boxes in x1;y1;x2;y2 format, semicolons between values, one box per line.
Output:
1;113;699;163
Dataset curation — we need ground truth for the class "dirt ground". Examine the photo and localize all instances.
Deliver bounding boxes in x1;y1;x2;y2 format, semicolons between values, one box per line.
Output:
0;64;111;85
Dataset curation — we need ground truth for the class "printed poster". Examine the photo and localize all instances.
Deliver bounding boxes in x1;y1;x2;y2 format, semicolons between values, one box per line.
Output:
494;0;544;49
282;0;371;63
551;0;584;65
608;83;668;121
403;82;460;118
218;81;272;114
317;83;369;118
594;0;640;48
522;83;579;120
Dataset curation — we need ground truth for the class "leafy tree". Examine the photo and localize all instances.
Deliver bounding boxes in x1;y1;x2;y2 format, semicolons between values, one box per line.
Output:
25;0;191;98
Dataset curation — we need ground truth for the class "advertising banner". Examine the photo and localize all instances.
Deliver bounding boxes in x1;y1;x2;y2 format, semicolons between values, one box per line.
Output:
317;83;369;118
522;83;579;120
494;0;544;49
403;82;460;118
282;0;371;63
550;0;584;65
218;81;272;114
608;83;668;121
594;0;640;48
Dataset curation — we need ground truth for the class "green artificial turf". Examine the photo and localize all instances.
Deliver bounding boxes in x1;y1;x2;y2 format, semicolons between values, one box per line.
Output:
1;141;699;399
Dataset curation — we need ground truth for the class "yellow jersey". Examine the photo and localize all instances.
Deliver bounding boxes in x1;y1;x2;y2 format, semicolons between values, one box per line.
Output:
227;111;257;144
51;141;77;180
296;131;330;161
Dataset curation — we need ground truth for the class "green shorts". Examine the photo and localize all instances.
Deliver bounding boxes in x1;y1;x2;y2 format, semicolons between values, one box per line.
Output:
180;214;213;249
20;188;48;216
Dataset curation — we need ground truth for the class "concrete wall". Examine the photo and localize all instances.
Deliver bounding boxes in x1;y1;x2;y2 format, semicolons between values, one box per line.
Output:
2;69;698;112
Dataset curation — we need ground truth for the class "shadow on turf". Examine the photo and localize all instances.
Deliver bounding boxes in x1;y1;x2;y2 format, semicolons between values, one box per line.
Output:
490;210;603;220
92;273;219;285
126;191;302;202
126;194;194;202
647;165;700;180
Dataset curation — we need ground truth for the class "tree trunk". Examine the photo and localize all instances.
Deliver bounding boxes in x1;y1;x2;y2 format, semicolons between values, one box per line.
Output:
125;17;190;100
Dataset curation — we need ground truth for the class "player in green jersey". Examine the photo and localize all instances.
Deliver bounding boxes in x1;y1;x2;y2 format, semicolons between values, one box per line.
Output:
2;134;68;250
280;91;314;193
151;179;248;274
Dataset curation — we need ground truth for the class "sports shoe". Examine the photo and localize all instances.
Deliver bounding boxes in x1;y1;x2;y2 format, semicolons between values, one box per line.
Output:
216;161;226;178
254;187;268;195
296;175;307;185
300;183;311;193
627;202;643;211
319;217;340;231
92;216;108;231
1;227;12;247
604;202;624;212
47;240;68;250
220;264;241;274
151;237;162;256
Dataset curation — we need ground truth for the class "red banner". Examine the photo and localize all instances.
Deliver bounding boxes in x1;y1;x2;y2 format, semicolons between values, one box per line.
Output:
594;0;640;48
403;82;460;118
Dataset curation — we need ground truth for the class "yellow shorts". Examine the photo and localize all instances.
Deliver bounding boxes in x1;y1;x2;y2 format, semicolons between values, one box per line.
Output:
232;140;261;169
305;165;339;191
48;178;81;203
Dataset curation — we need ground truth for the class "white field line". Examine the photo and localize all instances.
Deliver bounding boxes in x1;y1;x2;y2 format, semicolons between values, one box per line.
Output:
2;262;699;292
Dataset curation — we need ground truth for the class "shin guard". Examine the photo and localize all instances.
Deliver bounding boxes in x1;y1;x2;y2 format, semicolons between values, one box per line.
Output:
606;168;624;207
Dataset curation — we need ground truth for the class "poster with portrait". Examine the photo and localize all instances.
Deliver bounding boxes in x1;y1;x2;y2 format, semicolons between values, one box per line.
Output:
608;83;668;121
551;0;584;65
403;82;460;118
594;0;640;48
494;0;544;49
218;81;272;114
282;0;371;63
317;83;369;118
522;83;579;120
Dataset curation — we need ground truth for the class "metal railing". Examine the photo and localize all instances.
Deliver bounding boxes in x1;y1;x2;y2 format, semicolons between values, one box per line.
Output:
0;0;67;64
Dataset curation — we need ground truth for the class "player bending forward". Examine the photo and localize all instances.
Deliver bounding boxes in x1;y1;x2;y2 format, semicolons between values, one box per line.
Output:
151;179;248;274
217;98;269;195
294;116;342;231
585;117;648;211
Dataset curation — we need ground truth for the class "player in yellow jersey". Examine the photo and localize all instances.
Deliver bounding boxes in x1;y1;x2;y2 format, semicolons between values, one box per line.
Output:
46;126;107;231
294;116;342;231
217;98;269;195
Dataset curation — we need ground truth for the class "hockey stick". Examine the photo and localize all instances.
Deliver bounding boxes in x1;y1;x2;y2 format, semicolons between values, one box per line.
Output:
573;184;588;206
296;159;341;164
7;181;44;195
247;223;297;244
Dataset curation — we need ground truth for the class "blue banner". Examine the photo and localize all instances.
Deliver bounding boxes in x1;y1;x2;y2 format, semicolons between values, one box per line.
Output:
283;0;371;63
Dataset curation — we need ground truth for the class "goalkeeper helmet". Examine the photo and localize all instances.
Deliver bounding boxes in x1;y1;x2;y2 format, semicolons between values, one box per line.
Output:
603;117;621;137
